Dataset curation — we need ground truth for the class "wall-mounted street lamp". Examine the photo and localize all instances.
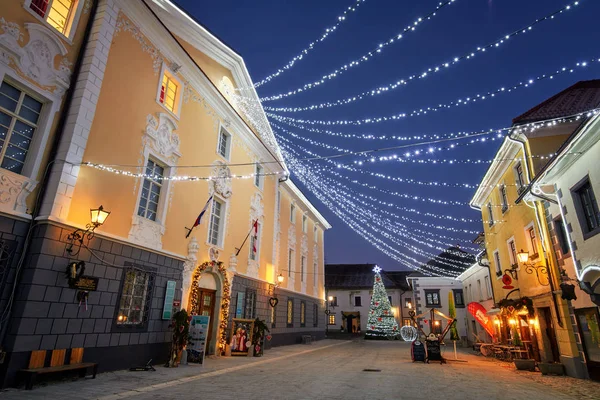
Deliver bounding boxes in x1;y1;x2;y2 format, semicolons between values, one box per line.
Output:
66;205;111;256
277;273;284;286
517;249;549;286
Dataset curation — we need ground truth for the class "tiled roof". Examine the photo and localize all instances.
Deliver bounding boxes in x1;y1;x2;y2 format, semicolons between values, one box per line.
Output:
325;264;411;291
512;80;600;125
422;246;475;275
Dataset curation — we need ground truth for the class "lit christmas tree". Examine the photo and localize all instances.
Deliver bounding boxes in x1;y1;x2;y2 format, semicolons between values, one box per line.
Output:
365;266;399;340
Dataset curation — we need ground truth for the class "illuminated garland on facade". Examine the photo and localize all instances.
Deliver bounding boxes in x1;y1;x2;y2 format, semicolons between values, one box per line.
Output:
188;261;231;353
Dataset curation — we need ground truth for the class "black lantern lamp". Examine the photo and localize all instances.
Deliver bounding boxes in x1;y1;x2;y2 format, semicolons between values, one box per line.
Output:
66;205;111;256
517;249;549;286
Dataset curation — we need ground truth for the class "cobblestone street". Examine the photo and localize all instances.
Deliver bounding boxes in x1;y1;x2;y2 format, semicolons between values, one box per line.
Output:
3;339;600;399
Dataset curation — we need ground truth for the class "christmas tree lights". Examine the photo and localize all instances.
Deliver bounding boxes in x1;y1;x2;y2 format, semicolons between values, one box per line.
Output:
365;267;400;339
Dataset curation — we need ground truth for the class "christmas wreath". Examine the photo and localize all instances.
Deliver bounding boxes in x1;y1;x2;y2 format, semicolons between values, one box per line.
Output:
497;297;534;316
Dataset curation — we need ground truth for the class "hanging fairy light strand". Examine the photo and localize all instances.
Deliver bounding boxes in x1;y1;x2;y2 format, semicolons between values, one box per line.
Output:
259;0;581;102
266;58;598;114
259;0;459;102
243;0;369;89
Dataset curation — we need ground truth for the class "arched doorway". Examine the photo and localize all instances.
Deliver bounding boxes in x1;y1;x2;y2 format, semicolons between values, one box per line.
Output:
187;261;232;356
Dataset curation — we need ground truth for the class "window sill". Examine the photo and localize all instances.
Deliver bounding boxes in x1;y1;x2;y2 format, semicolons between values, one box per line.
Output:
582;227;600;241
155;99;181;121
24;6;74;45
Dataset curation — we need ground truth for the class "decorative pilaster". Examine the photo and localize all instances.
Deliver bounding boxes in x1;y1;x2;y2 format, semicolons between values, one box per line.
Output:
181;237;199;310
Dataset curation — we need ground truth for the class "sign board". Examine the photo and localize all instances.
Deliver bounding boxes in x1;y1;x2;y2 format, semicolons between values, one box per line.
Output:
71;276;98;291
188;315;210;364
467;302;495;337
162;280;177;320
235;292;244;318
411;340;426;363
426;340;442;362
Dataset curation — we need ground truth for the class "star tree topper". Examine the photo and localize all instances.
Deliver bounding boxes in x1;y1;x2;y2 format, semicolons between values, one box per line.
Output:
373;266;382;274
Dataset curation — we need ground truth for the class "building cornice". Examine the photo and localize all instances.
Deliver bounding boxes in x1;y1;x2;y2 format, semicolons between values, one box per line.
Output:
282;179;331;229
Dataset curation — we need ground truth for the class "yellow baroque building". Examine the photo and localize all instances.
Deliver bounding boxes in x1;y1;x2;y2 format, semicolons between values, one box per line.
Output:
0;0;330;386
470;81;600;379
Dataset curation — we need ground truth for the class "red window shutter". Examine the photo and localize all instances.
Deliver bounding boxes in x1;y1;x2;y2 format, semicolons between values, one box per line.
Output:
30;0;48;17
159;85;165;103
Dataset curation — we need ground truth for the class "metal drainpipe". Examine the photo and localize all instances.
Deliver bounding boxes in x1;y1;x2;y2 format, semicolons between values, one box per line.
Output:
476;250;498;306
0;0;100;349
507;133;563;327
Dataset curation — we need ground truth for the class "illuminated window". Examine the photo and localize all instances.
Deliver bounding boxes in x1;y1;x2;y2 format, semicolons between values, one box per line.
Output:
287;298;294;327
29;0;78;37
300;301;306;327
270;302;276;329
159;72;179;114
0;81;43;175
116;266;154;327
328;314;336;325
137;159;164;222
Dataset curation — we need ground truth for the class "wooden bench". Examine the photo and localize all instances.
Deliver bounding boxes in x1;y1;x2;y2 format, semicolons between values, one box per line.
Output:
20;348;98;390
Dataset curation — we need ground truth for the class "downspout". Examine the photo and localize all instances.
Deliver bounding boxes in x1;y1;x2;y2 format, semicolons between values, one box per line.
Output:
476;250;497;304
0;0;100;348
508;132;563;327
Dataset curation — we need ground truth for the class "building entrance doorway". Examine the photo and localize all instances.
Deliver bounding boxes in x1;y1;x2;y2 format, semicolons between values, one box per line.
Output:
575;308;600;381
538;307;560;362
343;312;360;333
191;288;216;354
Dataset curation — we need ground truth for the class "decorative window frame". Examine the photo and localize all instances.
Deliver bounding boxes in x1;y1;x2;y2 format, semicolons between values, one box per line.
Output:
453;289;465;308
111;262;156;333
215;122;233;162
23;0;86;43
506;236;518;267
570;175;600;240
524;221;539;260
0;67;67;217
206;193;229;250
129;113;180;250
424;289;441;307
156;62;184;120
493;249;502;278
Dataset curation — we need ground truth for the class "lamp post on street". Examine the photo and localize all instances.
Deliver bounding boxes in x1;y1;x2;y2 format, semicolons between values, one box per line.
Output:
325;294;336;336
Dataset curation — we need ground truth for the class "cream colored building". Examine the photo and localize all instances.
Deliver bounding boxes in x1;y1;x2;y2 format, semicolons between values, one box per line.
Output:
0;0;330;387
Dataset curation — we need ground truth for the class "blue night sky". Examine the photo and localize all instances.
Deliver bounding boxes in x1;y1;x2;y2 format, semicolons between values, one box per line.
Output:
177;0;600;271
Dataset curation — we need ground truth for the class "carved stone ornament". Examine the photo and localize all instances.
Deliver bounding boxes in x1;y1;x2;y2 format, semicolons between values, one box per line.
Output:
209;161;232;198
181;237;199;310
145;113;181;164
0;169;38;215
0;21;70;95
128;215;165;250
250;192;264;222
288;225;296;248
301;235;308;255
209;246;220;262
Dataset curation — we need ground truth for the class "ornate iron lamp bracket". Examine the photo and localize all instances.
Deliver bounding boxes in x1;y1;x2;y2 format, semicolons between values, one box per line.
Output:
524;262;549;286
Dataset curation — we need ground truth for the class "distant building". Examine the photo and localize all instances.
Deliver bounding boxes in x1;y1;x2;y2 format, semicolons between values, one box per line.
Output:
324;264;412;333
407;247;475;344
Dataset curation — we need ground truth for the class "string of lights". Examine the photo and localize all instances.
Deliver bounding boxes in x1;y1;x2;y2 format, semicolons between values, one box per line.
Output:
283;151;464;276
244;0;369;89
259;0;458;102
265;58;598;114
280;141;482;236
259;0;581;102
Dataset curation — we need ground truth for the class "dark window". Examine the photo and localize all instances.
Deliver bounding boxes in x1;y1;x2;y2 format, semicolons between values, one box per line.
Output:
115;264;155;331
287;298;294;327
515;163;525;190
494;251;502;277
354;296;361;306
425;290;440;307
300;301;306;327
313;303;318;327
453;289;465;308
554;216;570;256
244;288;256;319
500;185;508;213
388;296;392;306
572;177;600;238
508;240;517;267
487;203;494;227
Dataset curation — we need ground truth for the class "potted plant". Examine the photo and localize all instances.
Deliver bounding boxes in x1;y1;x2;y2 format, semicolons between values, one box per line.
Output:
252;318;270;357
539;362;565;375
166;309;192;367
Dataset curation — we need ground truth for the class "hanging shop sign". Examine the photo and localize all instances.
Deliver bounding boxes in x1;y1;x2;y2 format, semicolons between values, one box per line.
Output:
467;302;495;337
162;280;177;320
188;315;210;364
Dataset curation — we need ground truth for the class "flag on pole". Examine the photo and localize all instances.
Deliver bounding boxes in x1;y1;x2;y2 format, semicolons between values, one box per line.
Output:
251;220;258;256
185;195;213;238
